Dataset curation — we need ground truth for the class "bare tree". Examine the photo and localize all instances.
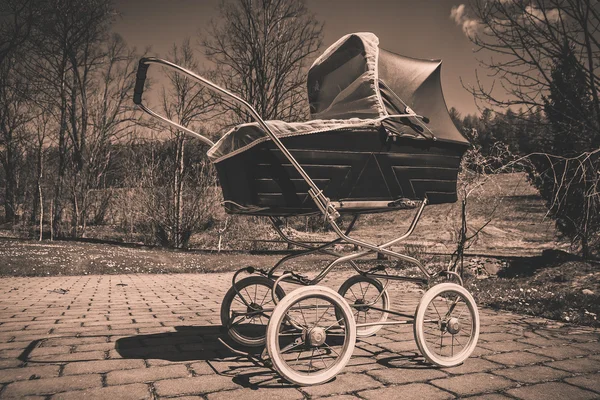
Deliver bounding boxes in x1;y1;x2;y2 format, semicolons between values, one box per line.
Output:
75;33;141;233
26;110;53;239
26;0;127;237
458;0;599;130
455;0;600;256
136;39;218;248
203;0;323;122
0;0;43;65
0;52;32;223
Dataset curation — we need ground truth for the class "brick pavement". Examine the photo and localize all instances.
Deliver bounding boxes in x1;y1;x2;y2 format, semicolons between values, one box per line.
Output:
0;272;598;399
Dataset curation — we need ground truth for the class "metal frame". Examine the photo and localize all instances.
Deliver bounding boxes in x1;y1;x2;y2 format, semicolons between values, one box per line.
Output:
135;56;464;339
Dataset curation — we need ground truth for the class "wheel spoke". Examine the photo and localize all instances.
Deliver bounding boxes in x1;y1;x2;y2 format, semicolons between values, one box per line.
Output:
323;342;340;357
280;338;304;354
431;300;443;320
258;287;270;306
324;316;346;332
233;295;246;306
314;304;332;328
316;347;330;369
358;281;366;298
243;287;253;303
298;303;309;329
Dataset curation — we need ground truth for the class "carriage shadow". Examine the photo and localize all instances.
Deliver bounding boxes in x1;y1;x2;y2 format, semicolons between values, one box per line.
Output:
115;325;260;361
115;325;428;388
114;325;298;388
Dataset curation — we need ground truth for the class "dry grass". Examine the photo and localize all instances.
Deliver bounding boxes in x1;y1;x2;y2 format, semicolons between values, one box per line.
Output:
467;254;600;327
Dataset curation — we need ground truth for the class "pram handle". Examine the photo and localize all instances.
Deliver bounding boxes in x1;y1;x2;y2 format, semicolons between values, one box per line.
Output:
133;57;337;219
133;57;215;147
133;60;149;106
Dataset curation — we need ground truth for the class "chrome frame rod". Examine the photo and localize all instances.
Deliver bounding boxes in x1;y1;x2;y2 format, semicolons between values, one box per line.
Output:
135;57;331;212
267;215;361;277
311;199;430;284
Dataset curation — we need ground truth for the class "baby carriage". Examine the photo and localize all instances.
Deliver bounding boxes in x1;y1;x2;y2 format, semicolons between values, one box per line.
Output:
134;33;480;386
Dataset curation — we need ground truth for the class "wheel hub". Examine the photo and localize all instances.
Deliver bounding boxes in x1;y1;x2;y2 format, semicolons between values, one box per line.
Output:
306;327;326;347
446;317;461;334
354;298;369;312
246;302;263;316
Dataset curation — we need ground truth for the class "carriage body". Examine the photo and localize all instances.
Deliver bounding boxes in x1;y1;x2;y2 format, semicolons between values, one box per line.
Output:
213;127;467;215
207;32;470;216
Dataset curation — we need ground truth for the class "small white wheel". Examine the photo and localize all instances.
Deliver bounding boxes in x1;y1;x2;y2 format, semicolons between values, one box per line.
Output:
337;275;389;337
266;285;356;386
220;276;286;347
413;283;480;367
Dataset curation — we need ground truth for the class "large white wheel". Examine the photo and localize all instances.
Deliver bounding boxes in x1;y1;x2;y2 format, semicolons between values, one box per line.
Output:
220;276;286;347
337;275;389;337
413;283;480;367
266;285;356;386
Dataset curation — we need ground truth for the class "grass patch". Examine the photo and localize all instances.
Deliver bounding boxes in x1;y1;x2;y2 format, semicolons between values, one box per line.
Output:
467;256;600;328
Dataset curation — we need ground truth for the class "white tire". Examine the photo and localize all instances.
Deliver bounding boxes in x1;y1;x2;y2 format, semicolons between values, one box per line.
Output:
337;275;389;337
413;283;480;367
266;285;356;386
220;276;285;347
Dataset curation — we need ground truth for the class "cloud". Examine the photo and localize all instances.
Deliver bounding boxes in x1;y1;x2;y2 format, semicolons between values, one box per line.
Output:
450;4;481;37
450;3;561;38
450;4;467;25
524;5;561;23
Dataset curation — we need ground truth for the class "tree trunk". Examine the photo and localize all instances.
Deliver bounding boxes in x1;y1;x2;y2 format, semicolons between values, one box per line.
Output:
38;182;43;241
173;134;185;248
3;150;16;223
53;69;68;238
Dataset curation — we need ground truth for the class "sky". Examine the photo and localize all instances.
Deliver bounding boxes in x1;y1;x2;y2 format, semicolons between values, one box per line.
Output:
113;0;486;116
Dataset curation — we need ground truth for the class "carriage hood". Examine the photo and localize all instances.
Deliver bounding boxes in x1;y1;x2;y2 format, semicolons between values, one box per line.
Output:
307;32;469;145
207;33;468;163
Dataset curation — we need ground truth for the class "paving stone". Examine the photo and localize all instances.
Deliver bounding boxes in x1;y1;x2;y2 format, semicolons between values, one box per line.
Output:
207;387;304;400
154;375;239;396
516;336;570;347
0;365;60;383
506;381;597;400
359;383;453;400
28;346;72;357
442;357;503;375
31;350;106;362
492;365;570;383
478;340;535;353
431;372;515;396
368;367;447;384
571;341;600;354
484;351;551;367
2;374;101;398
301;373;382;397
106;364;190;385
479;332;522;342
377;340;418;353
0;359;24;369
463;395;513;400
311;396;361;400
565;374;600;393
62;359;146;375
526;344;590;360
1;273;600;399
51;383;151;400
341;356;387;373
545;357;600;373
